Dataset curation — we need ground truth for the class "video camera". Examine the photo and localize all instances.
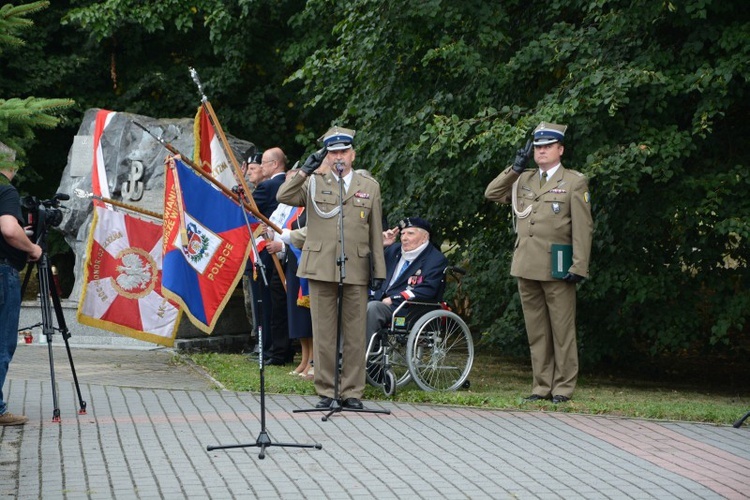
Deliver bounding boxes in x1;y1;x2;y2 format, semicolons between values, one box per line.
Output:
21;193;69;241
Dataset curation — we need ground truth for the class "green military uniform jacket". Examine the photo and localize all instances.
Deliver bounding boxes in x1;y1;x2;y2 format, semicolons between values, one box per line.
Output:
485;165;593;281
277;170;386;284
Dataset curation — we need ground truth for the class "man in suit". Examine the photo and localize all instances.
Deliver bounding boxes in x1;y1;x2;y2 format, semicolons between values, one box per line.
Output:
366;217;448;343
485;122;593;404
277;126;386;410
253;148;292;365
254;147;287;217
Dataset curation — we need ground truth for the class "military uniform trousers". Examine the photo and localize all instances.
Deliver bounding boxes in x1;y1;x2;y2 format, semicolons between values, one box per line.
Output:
517;277;578;398
308;279;368;400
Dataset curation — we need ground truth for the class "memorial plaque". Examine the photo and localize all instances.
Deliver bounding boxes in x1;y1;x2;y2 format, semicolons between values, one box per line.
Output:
69;135;93;177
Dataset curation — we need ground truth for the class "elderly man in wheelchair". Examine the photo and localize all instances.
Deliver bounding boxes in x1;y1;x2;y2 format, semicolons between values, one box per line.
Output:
366;217;474;396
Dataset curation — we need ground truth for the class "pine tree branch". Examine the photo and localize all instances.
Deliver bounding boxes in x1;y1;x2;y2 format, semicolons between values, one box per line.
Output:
0;1;50;49
0;97;75;128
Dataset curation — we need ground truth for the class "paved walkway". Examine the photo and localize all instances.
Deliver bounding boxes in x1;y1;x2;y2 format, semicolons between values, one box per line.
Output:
2;345;749;499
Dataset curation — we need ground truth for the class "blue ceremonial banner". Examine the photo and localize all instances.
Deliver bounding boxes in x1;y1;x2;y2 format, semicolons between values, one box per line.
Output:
162;157;253;333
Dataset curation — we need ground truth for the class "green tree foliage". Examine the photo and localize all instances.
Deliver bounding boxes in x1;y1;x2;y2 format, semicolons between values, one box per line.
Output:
287;0;750;364
58;0;314;151
0;1;46;48
3;0;748;366
0;1;73;171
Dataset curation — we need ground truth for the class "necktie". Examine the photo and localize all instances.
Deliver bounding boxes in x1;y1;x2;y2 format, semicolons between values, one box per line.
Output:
395;260;410;281
540;171;547;188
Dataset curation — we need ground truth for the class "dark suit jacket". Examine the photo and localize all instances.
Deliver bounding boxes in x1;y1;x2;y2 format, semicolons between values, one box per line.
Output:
372;242;448;304
253;173;285;218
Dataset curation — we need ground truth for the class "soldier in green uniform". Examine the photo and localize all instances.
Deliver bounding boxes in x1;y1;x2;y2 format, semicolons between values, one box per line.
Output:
277;127;386;410
485;122;593;403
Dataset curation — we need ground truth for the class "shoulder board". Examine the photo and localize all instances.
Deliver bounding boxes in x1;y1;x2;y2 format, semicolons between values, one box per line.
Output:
355;169;379;184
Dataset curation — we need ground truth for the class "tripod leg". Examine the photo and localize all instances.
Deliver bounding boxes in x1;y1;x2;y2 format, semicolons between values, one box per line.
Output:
733;411;750;428
32;255;63;421
46;265;87;414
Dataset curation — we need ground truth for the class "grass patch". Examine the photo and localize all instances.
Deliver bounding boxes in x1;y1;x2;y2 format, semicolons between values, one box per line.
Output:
187;350;749;426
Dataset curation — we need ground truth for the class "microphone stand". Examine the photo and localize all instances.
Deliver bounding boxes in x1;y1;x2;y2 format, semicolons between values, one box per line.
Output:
294;160;391;421
207;187;321;458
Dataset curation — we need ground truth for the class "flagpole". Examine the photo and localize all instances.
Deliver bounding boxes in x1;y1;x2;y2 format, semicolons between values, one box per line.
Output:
189;67;287;291
73;189;162;220
189;67;259;214
131;120;282;234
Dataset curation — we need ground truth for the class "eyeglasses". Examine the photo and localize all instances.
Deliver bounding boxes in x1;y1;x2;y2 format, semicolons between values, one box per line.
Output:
261;159;276;165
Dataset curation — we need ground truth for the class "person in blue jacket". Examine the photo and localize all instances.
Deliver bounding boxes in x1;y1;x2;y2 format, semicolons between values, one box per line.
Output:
366;216;448;341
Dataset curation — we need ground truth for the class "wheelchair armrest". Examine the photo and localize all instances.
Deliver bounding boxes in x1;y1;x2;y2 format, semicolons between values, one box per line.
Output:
389;300;442;332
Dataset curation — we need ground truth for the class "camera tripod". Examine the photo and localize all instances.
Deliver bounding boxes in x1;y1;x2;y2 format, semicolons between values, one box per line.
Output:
19;206;86;422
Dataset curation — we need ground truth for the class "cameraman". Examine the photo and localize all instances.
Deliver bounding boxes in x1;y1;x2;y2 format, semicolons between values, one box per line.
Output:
0;142;41;426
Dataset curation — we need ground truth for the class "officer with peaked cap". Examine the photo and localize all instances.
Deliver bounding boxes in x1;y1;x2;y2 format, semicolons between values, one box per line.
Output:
277;126;386;410
485;121;593;404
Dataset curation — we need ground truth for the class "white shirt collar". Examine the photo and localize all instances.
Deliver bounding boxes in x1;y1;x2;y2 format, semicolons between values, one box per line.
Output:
332;170;354;192
541;163;561;179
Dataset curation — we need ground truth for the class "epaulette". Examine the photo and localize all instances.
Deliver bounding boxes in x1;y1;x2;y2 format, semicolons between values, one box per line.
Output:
355;169;379;184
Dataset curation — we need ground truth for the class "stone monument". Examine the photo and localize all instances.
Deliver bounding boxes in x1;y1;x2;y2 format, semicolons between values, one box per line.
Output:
55;108;257;351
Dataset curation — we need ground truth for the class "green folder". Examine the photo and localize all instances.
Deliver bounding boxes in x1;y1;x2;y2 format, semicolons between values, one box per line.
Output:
550;244;573;279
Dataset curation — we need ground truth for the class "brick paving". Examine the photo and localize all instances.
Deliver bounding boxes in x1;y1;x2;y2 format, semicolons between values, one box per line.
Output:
1;345;749;499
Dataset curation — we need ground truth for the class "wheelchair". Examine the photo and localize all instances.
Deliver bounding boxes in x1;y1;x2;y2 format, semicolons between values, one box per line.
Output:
365;266;474;396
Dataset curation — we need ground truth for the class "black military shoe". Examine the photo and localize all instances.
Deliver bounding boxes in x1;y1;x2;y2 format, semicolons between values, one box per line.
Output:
315;397;334;409
342;398;364;409
523;394;550;402
551;395;570;404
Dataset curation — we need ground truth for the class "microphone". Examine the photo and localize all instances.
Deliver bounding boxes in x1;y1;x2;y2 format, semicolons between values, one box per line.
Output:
54;193;70;201
334;159;344;174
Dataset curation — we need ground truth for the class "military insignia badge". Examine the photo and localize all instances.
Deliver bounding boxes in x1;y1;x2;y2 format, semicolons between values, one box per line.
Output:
408;269;424;286
584;192;590;203
552;202;560;214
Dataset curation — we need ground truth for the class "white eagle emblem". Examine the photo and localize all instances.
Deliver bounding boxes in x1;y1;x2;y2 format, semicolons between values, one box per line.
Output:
115;252;153;291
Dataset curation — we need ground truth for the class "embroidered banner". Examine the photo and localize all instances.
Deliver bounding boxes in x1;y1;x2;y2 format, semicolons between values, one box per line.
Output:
77;206;181;346
162;157;252;333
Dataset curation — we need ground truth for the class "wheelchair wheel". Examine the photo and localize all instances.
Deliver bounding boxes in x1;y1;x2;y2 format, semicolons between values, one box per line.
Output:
365;332;412;389
388;334;413;389
406;309;474;392
382;369;396;397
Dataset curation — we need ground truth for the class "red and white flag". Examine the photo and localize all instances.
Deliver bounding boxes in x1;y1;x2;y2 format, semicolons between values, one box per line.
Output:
77;108;181;345
91;109;116;205
77;206;182;346
193;105;238;189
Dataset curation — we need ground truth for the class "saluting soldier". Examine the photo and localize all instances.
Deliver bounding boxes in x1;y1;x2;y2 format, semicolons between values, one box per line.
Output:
485;122;593;403
277;126;386;410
